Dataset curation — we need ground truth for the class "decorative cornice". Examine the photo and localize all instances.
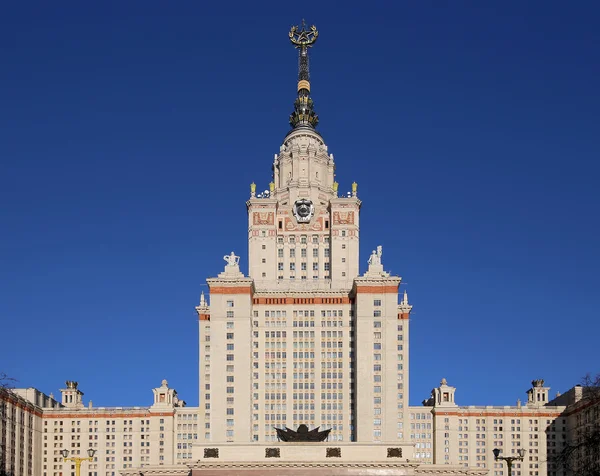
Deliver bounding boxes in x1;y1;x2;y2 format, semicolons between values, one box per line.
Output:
43;410;173;418
253;296;352;305
124;461;488;476
433;409;563;417
207;284;253;295
354;285;400;294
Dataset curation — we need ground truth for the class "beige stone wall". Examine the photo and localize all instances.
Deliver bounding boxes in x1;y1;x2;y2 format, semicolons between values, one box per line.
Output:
418;380;566;474
192;442;413;462
0;388;44;476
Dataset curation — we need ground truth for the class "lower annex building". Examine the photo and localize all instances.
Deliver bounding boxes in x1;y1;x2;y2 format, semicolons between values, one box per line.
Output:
2;22;598;476
2;378;598;475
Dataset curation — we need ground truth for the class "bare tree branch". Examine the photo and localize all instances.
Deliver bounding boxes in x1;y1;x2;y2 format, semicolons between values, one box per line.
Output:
551;372;600;476
0;373;16;391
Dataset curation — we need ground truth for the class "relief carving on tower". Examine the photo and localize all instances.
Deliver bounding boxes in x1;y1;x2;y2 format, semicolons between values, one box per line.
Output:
253;212;274;225
284;217;323;231
332;211;354;225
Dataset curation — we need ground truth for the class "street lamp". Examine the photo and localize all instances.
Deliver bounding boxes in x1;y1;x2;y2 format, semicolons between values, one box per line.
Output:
61;447;96;476
493;448;526;476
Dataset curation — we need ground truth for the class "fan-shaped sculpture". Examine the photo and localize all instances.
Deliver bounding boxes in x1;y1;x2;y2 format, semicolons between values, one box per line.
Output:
275;424;331;442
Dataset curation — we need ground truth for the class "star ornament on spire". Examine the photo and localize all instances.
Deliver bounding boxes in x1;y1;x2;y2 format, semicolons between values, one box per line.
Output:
289;22;318;48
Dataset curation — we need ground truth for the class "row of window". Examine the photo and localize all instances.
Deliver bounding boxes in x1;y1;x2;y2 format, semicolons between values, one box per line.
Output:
277;248;329;258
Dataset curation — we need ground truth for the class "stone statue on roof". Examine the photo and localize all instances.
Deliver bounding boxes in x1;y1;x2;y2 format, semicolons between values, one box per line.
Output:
223;252;240;267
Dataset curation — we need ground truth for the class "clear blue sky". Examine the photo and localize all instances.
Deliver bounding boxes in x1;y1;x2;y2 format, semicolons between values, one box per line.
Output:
1;1;598;409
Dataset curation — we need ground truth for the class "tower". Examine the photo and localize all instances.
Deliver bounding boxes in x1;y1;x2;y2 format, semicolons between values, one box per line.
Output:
196;23;412;445
526;379;550;407
60;381;84;408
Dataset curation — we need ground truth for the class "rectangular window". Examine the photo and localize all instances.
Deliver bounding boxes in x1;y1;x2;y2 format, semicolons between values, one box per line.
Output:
278;249;284;258
290;263;296;271
324;263;330;271
301;248;307;258
301;263;307;270
226;300;234;307
290;249;296;258
227;311;234;318
313;263;318;271
278;263;284;270
373;299;381;306
373;310;381;317
324;248;330;257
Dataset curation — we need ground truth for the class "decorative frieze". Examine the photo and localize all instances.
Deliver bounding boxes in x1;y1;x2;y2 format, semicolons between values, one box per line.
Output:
326;447;341;458
265;448;280;458
204;448;219;458
386;447;402;458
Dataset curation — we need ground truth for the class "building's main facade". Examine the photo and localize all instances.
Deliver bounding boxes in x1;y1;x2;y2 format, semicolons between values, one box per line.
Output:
194;20;413;450
2;24;598;476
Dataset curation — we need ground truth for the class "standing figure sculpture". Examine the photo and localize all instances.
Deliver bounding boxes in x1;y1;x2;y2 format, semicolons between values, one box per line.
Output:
368;246;383;266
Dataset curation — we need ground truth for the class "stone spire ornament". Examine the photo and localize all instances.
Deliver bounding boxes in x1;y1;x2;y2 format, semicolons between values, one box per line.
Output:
289;21;319;129
399;289;412;314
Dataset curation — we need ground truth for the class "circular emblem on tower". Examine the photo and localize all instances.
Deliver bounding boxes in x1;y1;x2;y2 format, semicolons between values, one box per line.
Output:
293;199;314;223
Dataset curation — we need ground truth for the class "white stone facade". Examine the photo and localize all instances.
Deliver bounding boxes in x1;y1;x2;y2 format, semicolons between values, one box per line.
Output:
192;111;413;448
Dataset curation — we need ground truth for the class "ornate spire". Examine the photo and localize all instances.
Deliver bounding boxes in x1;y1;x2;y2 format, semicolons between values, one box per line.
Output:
289;21;319;129
399;289;412;314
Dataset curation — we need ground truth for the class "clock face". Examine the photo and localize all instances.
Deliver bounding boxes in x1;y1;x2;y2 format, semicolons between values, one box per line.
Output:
293;199;314;223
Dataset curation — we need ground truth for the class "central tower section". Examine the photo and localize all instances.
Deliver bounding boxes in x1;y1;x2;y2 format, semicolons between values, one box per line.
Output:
199;24;412;446
247;23;360;291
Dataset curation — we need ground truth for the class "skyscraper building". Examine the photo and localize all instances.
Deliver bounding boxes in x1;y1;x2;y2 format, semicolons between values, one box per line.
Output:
2;23;597;476
194;20;412;447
